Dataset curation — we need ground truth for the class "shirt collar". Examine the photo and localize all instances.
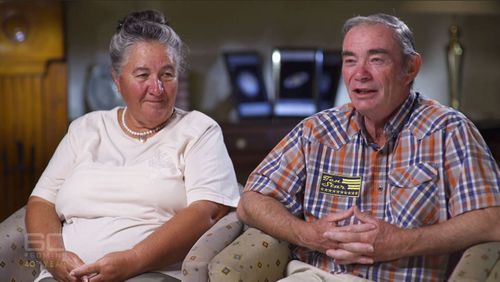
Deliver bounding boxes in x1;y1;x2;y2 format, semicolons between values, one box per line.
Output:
353;91;418;145
384;91;418;138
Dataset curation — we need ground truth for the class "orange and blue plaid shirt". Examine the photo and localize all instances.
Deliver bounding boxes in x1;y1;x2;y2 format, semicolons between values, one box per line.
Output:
245;92;500;281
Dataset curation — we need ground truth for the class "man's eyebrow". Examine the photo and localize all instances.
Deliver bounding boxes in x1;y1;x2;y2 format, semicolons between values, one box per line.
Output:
368;48;389;55
341;49;390;57
341;50;355;57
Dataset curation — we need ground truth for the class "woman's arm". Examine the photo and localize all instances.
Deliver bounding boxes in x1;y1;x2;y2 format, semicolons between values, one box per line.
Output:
132;200;230;271
26;196;86;282
70;200;230;281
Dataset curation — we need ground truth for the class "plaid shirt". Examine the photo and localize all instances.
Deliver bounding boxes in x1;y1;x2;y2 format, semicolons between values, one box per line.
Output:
245;92;500;281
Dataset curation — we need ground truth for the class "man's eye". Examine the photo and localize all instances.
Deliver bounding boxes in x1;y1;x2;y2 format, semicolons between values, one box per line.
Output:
343;58;356;65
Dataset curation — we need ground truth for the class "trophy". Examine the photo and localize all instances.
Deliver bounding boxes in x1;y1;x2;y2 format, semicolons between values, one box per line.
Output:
446;24;464;110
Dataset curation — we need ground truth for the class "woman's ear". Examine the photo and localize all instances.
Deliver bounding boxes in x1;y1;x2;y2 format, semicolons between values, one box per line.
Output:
111;70;121;93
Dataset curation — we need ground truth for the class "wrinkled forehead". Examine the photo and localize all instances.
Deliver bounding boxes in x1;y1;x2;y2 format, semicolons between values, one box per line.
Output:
122;41;177;66
342;23;402;54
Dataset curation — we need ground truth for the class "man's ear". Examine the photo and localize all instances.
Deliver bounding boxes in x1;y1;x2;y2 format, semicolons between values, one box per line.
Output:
406;53;422;84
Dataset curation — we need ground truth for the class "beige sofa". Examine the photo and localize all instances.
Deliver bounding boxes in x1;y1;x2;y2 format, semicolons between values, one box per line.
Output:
208;228;500;282
0;207;244;282
2;206;499;282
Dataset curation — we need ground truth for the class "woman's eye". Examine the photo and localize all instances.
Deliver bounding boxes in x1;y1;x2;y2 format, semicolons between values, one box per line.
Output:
370;57;384;63
161;72;175;80
136;73;148;78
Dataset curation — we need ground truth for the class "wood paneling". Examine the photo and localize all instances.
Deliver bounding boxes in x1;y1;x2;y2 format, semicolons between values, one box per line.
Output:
0;1;66;221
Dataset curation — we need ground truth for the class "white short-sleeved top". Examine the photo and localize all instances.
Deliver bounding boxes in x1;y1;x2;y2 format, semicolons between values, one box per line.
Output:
31;107;240;280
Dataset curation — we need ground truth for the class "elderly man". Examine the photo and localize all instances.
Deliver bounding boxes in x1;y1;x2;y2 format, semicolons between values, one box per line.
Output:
237;14;500;281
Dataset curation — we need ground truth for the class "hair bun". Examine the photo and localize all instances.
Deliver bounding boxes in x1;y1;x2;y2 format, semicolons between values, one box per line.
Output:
117;10;169;31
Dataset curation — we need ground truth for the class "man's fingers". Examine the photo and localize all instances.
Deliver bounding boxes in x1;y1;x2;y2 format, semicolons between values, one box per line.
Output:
326;248;374;265
324;229;367;243
353;206;377;224
322;206;355;222
334;223;376;233
338;242;374;253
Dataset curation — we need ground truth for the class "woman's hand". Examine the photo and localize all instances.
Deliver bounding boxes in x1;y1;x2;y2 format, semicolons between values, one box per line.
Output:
41;250;85;282
70;250;139;282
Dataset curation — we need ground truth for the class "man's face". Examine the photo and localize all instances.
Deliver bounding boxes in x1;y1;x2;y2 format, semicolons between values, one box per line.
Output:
342;23;417;122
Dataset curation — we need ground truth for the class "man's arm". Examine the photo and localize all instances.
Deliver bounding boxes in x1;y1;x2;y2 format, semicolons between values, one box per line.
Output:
324;206;500;264
237;191;375;259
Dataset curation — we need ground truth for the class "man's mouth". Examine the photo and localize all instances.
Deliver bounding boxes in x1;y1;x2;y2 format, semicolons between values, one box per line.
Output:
353;88;377;94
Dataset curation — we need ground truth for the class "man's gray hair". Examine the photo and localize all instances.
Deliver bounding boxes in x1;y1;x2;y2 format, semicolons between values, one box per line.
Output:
109;10;187;74
342;13;417;62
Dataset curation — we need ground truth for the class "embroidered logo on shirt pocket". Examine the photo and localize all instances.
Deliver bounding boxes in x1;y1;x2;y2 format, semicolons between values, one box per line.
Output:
388;163;440;227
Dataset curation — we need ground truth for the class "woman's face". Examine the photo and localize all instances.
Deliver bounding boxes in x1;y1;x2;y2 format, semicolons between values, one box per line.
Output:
113;41;178;129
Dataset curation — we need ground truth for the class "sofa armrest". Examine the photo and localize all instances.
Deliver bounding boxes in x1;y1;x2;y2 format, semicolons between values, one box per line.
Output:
181;211;243;282
208;227;291;282
448;241;500;282
0;206;41;281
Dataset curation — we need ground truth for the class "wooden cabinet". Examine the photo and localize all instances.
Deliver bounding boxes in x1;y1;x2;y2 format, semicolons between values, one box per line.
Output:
0;1;67;221
220;119;299;184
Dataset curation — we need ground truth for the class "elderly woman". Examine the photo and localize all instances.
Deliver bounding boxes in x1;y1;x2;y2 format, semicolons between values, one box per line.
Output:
26;10;240;282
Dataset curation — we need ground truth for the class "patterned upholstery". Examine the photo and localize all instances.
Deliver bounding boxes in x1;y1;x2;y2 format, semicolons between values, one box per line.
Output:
449;242;500;282
208;227;291;282
0;206;41;282
209;228;500;282
181;211;243;282
3;205;498;282
0;207;242;282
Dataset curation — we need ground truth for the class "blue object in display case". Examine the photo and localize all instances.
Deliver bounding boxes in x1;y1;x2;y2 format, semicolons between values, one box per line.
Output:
223;52;272;118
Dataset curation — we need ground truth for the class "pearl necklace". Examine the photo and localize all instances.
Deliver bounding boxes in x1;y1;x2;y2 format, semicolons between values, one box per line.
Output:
121;107;171;143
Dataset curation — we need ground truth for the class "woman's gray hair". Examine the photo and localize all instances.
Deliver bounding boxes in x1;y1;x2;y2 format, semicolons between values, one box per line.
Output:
109;10;186;74
342;14;417;64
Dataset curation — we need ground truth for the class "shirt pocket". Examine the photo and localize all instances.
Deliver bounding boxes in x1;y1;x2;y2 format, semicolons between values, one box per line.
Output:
388;163;440;227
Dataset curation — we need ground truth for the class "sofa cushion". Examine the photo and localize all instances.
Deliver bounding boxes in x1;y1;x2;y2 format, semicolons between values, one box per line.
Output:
449;242;500;282
0;207;41;282
182;211;243;282
208;227;290;282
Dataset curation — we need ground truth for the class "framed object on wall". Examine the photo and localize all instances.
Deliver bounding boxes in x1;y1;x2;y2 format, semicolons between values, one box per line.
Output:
319;50;342;111
272;48;323;117
223;51;271;118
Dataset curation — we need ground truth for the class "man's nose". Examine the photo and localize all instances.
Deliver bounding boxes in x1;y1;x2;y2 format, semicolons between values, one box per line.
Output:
354;63;372;82
148;77;165;96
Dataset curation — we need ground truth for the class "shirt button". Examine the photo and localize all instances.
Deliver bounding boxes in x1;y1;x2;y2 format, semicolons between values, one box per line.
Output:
378;185;384;191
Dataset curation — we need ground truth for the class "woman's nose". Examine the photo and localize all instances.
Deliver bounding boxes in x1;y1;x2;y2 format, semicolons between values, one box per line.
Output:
148;78;164;96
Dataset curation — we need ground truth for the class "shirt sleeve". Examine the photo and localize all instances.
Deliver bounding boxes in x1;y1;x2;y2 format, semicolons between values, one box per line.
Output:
183;120;240;207
30;123;78;204
244;123;308;217
446;120;500;217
